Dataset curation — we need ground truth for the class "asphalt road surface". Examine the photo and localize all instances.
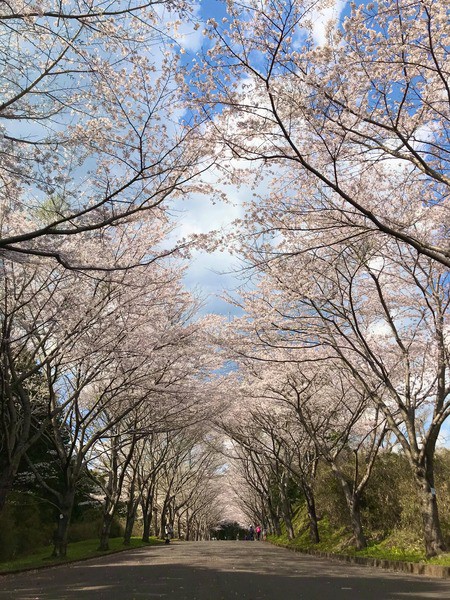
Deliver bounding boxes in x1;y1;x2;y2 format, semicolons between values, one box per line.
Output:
1;541;449;600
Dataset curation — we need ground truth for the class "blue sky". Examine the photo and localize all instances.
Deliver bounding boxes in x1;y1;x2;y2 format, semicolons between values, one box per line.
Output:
168;0;350;315
164;1;450;447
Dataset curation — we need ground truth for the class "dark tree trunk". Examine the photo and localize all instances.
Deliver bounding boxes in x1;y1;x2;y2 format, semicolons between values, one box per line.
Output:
266;494;281;536
123;507;137;545
332;467;367;550
142;512;151;543
98;512;114;552
141;488;154;542
0;465;16;512
159;508;167;539
185;512;192;541
414;465;446;557
279;475;295;540
152;508;158;540
99;485;116;553
52;491;75;558
123;477;140;546
348;496;366;550
304;488;320;544
269;511;282;536
280;486;295;540
159;495;172;538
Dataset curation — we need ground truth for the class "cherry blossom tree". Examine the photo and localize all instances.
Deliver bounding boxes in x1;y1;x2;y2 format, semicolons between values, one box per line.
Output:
137;432;173;541
230;442;283;536
96;420;142;552
196;0;450;268
1;197;223;554
121;431;172;546
0;255;118;511
218;400;290;537
228;233;449;556
153;426;215;538
259;364;387;549
0;0;209;269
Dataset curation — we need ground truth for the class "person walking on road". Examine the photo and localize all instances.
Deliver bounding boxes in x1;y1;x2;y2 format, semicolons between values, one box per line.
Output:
164;523;173;545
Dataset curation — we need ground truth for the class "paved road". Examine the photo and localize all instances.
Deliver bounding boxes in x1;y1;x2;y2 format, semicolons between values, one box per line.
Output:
1;541;449;599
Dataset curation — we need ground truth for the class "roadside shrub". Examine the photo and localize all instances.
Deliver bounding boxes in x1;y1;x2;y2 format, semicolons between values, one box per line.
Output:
68;507;123;542
314;462;348;529
0;493;53;560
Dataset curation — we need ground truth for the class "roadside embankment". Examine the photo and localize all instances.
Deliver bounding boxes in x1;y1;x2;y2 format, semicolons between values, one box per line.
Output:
271;541;450;579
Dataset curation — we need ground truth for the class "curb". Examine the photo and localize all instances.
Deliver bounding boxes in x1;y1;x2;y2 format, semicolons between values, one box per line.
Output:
273;543;450;579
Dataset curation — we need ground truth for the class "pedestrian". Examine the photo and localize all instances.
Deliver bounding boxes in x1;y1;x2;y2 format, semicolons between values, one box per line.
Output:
256;525;261;541
164;523;173;544
249;525;255;541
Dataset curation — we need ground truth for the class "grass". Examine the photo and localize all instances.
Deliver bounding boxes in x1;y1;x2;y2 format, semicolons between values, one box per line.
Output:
0;536;163;574
269;508;450;567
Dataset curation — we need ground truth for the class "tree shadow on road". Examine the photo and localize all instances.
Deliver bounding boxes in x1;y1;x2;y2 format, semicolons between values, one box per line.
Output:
0;544;449;600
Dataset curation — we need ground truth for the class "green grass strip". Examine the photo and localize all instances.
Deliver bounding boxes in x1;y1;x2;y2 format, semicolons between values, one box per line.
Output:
0;536;164;574
269;509;450;566
270;535;450;566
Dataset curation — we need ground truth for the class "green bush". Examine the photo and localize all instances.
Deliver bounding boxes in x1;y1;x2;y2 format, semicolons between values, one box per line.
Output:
68;507;124;542
0;494;128;558
314;463;348;529
0;493;53;560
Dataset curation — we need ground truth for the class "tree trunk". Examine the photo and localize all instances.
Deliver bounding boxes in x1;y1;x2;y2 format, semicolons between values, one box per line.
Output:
160;495;172;538
279;477;295;539
123;472;140;545
141;488;154;542
123;503;138;545
281;496;295;539
414;468;446;557
153;507;158;539
98;512;114;551
266;495;281;536
269;511;282;536
159;509;167;539
348;496;366;550
142;512;151;543
52;491;75;557
304;489;320;544
339;484;366;549
141;499;152;542
185;511;191;541
124;484;141;545
0;465;16;512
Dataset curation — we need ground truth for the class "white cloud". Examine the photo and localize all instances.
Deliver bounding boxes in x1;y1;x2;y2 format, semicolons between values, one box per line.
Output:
154;1;204;52
171;169;250;315
183;249;243;316
310;0;347;47
173;191;243;240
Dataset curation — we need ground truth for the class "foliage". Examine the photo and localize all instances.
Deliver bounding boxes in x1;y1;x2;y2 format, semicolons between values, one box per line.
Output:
267;450;450;564
0;493;53;561
213;520;247;540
